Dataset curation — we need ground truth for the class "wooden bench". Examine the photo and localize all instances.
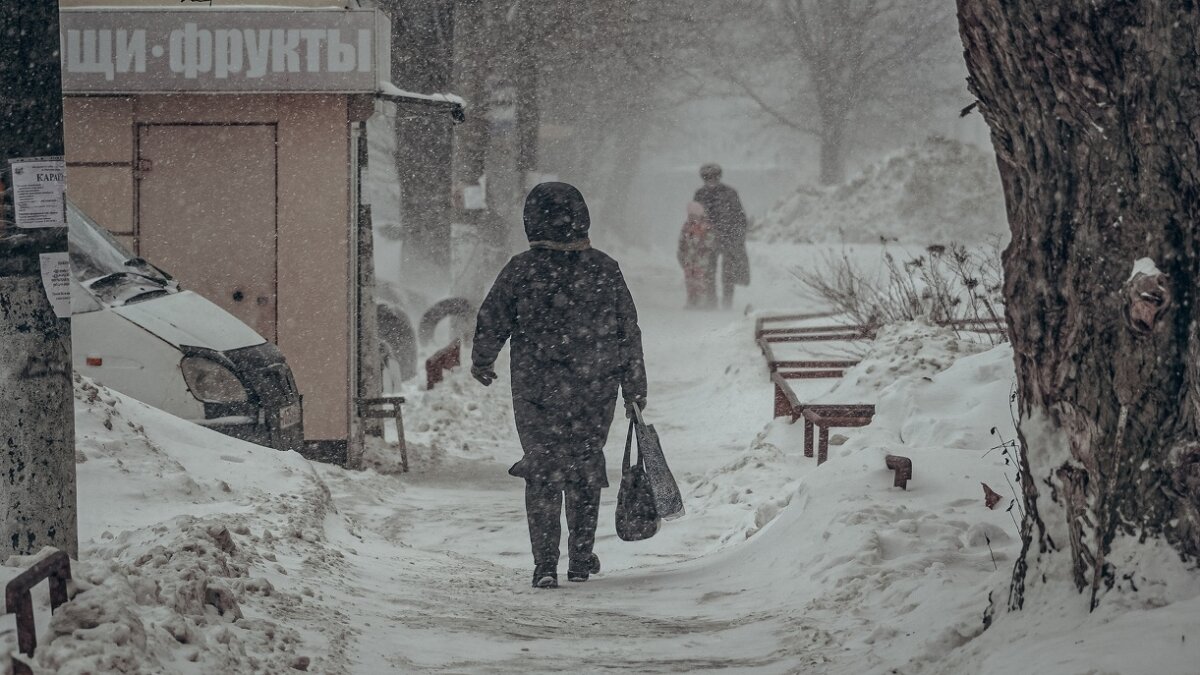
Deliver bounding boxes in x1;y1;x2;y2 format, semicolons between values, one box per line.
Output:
356;396;409;472
942;317;1006;333
768;369;854;417
758;313;876;466
755;313;1005;345
770;373;876;463
801;404;876;465
769;366;861;418
754;311;837;340
758;324;876;344
758;338;862;374
755;312;987;476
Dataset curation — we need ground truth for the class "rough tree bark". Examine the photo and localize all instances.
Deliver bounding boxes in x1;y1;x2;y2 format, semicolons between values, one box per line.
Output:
450;0;493;202
379;0;456;288
958;1;1200;610
816;109;847;187
513;26;540;195
1;1;79;557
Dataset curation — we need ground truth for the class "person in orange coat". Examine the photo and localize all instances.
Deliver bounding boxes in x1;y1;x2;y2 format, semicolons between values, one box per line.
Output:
677;201;717;308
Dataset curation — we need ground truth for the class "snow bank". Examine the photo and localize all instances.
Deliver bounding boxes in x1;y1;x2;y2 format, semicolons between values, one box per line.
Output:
364;350;517;474
927;533;1200;675
671;320;1200;674
2;377;343;675
677;321;1002;548
586;322;1024;672
755;137;1008;245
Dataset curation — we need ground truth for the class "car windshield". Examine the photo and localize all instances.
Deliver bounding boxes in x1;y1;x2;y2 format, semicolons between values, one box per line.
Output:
68;201;147;282
68;200;174;311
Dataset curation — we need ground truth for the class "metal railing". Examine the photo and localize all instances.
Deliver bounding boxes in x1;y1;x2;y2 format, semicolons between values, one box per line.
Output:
5;549;72;675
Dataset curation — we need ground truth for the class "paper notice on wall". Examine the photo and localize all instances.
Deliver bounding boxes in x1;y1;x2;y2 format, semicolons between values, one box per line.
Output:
8;157;66;228
39;252;72;318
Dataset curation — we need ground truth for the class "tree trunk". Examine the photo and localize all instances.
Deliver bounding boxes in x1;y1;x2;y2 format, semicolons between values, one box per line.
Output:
513;21;540;193
957;1;1200;610
451;0;492;199
817;119;847;186
380;0;456;291
814;78;848;186
1;1;78;558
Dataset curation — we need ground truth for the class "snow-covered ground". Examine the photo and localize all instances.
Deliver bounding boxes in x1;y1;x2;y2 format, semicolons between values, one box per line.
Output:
5;241;1199;674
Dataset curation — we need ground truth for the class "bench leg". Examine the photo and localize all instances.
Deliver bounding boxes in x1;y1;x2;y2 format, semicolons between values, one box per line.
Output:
774;383;789;418
885;455;912;489
817;425;829;465
804;419;814;457
393;412;409;473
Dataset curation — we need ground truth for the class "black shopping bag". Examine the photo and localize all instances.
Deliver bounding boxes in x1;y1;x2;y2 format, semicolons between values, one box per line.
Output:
633;408;685;521
616;420;660;541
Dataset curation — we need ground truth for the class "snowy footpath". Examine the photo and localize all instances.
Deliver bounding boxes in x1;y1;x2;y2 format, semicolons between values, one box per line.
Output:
4;243;1200;674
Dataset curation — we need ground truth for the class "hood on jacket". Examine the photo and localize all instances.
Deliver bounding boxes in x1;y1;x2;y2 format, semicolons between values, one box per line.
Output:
523;182;591;243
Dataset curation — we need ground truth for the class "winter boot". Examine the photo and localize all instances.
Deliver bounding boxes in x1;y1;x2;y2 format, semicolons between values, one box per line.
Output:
567;554;601;582
532;567;558;589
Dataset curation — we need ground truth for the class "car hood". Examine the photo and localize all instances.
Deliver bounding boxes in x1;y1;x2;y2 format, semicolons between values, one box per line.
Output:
113;291;265;352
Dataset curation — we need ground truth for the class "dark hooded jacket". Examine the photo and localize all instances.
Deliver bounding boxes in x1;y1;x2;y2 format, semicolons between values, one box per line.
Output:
472;183;647;487
693;182;748;250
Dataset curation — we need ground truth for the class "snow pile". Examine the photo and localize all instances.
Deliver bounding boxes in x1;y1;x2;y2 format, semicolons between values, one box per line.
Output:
837;321;988;390
576;326;1027;672
678;321;1005;555
927;535;1200;675
755;137;1008;244
675;320;1200;674
1;377;345;675
364;353;517;474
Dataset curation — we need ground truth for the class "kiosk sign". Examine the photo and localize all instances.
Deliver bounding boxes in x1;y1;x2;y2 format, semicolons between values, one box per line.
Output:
60;9;381;93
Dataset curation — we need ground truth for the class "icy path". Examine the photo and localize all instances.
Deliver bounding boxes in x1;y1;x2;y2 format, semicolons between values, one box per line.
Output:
312;244;847;672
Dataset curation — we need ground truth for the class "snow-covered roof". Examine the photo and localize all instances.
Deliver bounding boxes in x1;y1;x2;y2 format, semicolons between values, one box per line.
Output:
377;81;466;123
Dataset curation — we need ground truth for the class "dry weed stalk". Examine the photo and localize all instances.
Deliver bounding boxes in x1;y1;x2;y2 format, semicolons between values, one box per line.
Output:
794;237;1006;344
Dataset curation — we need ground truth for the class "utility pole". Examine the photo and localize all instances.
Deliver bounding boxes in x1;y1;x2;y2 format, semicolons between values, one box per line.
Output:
1;2;79;558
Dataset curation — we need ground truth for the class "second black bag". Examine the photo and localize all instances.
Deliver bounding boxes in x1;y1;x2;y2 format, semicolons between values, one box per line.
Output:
616;420;660;541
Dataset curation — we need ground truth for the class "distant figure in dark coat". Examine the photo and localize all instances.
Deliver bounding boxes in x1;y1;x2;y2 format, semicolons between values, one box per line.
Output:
693;163;750;308
471;182;648;589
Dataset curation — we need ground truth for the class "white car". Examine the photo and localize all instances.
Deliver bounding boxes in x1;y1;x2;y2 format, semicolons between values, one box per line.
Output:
69;201;304;452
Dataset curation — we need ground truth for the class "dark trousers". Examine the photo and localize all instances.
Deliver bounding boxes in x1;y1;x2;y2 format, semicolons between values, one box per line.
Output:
525;481;602;573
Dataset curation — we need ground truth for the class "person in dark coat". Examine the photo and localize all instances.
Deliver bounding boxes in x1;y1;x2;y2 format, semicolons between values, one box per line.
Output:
471;182;648;589
693;163;750;309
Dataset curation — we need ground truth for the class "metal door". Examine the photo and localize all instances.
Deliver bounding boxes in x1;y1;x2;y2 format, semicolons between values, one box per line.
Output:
137;124;278;341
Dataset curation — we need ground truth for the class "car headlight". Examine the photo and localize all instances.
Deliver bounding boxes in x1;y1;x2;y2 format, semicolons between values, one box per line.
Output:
180;356;249;403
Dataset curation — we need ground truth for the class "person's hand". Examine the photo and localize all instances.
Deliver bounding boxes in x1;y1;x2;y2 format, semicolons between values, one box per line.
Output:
624;395;647;419
471;364;497;387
